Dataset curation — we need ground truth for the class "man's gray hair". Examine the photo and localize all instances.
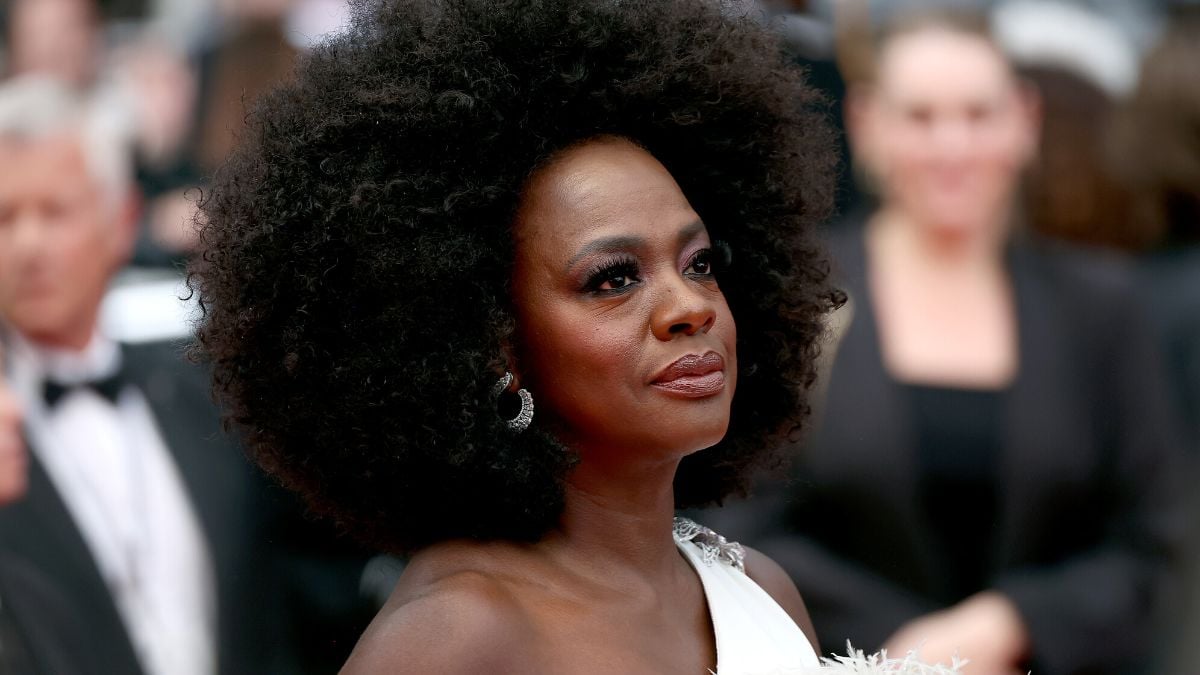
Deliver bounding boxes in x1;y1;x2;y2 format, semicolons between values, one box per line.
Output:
0;75;134;208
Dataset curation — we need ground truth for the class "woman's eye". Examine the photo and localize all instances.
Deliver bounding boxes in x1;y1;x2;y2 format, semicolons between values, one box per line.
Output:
684;249;714;276
584;260;640;293
599;273;635;290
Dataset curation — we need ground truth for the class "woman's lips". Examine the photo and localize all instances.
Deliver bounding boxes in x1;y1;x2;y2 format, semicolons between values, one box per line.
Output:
651;351;726;398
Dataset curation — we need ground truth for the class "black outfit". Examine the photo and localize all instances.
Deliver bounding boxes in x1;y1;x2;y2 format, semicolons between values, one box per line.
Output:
906;384;1005;604
0;340;377;674
724;224;1187;674
0;553;106;674
1142;245;1200;675
257;485;380;674
1142;246;1200;453
0;341;274;673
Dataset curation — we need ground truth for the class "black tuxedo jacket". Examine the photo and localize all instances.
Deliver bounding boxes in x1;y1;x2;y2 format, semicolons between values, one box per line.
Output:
0;552;106;674
0;340;276;674
709;225;1189;675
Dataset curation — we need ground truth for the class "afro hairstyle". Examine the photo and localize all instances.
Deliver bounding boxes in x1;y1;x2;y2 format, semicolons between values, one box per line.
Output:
192;0;842;554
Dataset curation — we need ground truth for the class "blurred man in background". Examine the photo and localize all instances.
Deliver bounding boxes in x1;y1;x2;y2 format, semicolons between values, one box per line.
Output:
0;70;379;674
0;75;273;675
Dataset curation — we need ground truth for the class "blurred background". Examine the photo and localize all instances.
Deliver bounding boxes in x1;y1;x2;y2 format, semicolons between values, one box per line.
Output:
0;0;1189;342
0;0;354;344
1;0;1199;673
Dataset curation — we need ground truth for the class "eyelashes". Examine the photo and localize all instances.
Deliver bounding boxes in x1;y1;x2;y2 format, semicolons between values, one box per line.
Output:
684;240;733;276
580;241;733;295
582;255;640;293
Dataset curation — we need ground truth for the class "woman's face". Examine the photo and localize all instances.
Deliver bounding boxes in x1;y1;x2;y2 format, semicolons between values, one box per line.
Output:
0;347;27;504
852;27;1038;235
511;138;737;464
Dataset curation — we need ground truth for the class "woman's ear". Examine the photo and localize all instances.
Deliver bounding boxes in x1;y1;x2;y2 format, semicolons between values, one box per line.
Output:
497;337;522;391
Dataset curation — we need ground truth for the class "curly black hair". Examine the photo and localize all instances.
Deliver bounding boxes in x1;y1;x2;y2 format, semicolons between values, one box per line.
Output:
192;0;842;554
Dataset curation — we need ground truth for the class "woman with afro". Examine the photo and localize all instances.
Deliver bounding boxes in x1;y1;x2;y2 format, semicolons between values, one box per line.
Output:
192;0;842;671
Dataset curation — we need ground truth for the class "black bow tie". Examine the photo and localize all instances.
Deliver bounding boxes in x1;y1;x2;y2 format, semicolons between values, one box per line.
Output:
43;370;128;409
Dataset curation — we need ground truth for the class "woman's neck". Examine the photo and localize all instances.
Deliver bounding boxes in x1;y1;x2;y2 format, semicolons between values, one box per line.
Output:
542;451;686;587
869;208;1008;273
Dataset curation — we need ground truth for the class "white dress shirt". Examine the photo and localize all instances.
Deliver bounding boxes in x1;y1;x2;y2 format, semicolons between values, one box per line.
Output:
4;330;216;675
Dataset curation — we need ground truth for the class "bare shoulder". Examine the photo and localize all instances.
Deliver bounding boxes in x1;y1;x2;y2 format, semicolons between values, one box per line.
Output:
341;565;534;674
743;545;820;654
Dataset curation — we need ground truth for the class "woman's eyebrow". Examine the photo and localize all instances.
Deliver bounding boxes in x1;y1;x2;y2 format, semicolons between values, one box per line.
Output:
564;235;644;273
676;220;706;246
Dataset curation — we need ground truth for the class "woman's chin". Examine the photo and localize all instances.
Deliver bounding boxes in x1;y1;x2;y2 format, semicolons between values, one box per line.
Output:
917;215;996;240
588;416;730;462
675;420;733;458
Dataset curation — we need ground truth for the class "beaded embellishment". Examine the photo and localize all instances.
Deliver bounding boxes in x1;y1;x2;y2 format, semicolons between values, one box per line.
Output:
672;517;746;573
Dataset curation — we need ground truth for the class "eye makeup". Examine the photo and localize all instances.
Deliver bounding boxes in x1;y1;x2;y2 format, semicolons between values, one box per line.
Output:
580;254;641;294
679;239;731;278
572;233;730;295
682;247;714;276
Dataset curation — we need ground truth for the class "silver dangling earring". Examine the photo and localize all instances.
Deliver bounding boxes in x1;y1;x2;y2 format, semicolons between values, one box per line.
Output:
492;371;534;432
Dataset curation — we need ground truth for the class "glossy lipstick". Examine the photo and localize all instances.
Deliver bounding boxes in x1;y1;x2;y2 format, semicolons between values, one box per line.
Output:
651;351;726;398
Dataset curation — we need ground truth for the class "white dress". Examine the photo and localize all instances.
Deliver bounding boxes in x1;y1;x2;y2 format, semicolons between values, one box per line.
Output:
673;518;821;675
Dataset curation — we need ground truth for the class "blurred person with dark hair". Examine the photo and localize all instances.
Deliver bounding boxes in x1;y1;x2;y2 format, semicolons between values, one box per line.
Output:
1016;64;1138;249
1111;7;1200;252
1117;7;1200;451
0;75;273;675
721;10;1186;674
993;0;1143;251
1110;4;1200;253
194;0;300;174
1113;14;1200;671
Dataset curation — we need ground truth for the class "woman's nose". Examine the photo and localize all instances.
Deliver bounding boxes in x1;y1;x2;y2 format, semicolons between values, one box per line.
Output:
650;277;716;341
